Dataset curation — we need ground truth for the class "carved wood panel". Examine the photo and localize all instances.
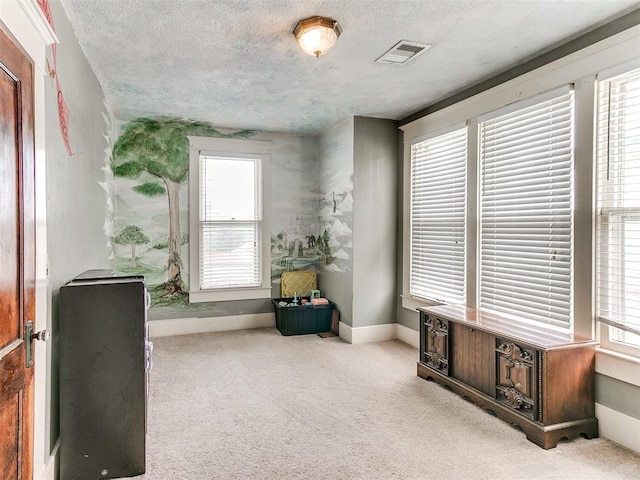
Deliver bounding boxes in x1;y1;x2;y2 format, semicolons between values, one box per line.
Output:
495;340;537;420
423;315;449;376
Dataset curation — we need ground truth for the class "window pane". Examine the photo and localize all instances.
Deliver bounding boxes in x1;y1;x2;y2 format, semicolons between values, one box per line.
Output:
596;67;640;349
201;156;257;221
200;221;261;289
479;90;574;328
610;327;640;347
410;127;467;304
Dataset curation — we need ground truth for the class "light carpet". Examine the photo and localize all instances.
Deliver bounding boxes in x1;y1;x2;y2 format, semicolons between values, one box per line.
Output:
125;327;640;480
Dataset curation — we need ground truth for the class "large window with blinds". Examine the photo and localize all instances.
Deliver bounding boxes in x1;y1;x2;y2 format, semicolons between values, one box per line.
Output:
596;66;640;353
402;34;640;364
478;89;574;328
410;126;467;304
187;136;271;302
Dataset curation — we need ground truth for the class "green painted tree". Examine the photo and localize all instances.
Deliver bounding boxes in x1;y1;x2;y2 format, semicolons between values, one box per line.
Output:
112;117;254;295
114;225;149;266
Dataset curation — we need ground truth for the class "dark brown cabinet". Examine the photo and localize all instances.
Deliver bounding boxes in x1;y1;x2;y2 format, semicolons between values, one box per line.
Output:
418;304;598;449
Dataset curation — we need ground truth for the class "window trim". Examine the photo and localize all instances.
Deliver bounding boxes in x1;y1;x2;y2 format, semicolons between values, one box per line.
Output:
600;324;640;357
187;136;272;303
595;63;640;356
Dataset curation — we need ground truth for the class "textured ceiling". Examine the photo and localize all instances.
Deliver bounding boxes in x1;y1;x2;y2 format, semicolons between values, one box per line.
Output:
59;0;639;135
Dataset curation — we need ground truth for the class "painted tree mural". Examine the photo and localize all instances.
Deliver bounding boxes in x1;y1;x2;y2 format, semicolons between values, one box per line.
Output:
112;117;253;297
114;225;149;266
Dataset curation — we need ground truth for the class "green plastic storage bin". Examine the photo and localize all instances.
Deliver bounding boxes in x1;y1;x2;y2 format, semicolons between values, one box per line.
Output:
271;298;334;336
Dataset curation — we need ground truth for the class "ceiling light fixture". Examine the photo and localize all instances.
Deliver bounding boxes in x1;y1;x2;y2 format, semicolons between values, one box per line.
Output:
293;16;342;58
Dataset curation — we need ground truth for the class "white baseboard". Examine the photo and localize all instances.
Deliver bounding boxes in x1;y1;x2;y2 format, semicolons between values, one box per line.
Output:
150;314;421;348
35;441;58;480
397;323;420;348
339;321;418;347
149;313;275;338
338;321;353;344
596;403;640;453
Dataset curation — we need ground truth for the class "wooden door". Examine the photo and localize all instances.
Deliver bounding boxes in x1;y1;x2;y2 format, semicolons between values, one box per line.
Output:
0;26;36;480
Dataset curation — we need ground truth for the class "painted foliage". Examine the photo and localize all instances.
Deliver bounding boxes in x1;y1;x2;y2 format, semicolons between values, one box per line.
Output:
112;117;253;306
111;118;327;310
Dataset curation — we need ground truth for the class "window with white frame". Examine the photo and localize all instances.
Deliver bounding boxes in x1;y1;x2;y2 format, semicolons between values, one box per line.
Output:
188;136;271;302
478;88;574;329
410;126;467;304
596;66;640;354
401;30;640;365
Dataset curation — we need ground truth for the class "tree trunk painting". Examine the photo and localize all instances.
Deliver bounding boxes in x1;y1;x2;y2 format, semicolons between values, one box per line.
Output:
165;178;182;293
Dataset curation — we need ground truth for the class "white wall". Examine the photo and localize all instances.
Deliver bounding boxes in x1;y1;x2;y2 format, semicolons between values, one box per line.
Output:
45;0;112;290
44;0;112;473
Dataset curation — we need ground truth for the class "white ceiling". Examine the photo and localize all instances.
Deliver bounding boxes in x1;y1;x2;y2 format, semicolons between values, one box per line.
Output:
59;0;639;135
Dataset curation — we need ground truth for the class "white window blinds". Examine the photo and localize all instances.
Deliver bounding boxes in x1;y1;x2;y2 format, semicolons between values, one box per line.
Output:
410;126;467;304
596;66;640;347
479;89;574;328
199;154;262;290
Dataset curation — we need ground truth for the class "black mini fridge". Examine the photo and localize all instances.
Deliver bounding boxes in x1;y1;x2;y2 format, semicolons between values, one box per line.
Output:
59;270;151;479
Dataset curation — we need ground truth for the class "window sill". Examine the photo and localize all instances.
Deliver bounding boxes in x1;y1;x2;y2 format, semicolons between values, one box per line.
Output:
401;294;444;312
189;286;272;303
595;347;640;387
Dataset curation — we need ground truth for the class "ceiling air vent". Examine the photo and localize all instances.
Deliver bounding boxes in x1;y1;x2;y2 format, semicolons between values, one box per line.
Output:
375;40;431;65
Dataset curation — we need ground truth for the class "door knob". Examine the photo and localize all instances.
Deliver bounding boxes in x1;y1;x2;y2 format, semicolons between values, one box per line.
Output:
24;320;51;368
25;320;49;368
32;329;50;342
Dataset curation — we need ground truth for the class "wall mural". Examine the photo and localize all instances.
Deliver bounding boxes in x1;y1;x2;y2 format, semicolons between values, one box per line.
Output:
318;120;354;274
271;213;330;278
319;189;353;273
111;117;336;310
112;117;254;307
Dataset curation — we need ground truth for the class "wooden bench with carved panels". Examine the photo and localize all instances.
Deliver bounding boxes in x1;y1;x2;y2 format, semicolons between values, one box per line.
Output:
417;304;598;449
